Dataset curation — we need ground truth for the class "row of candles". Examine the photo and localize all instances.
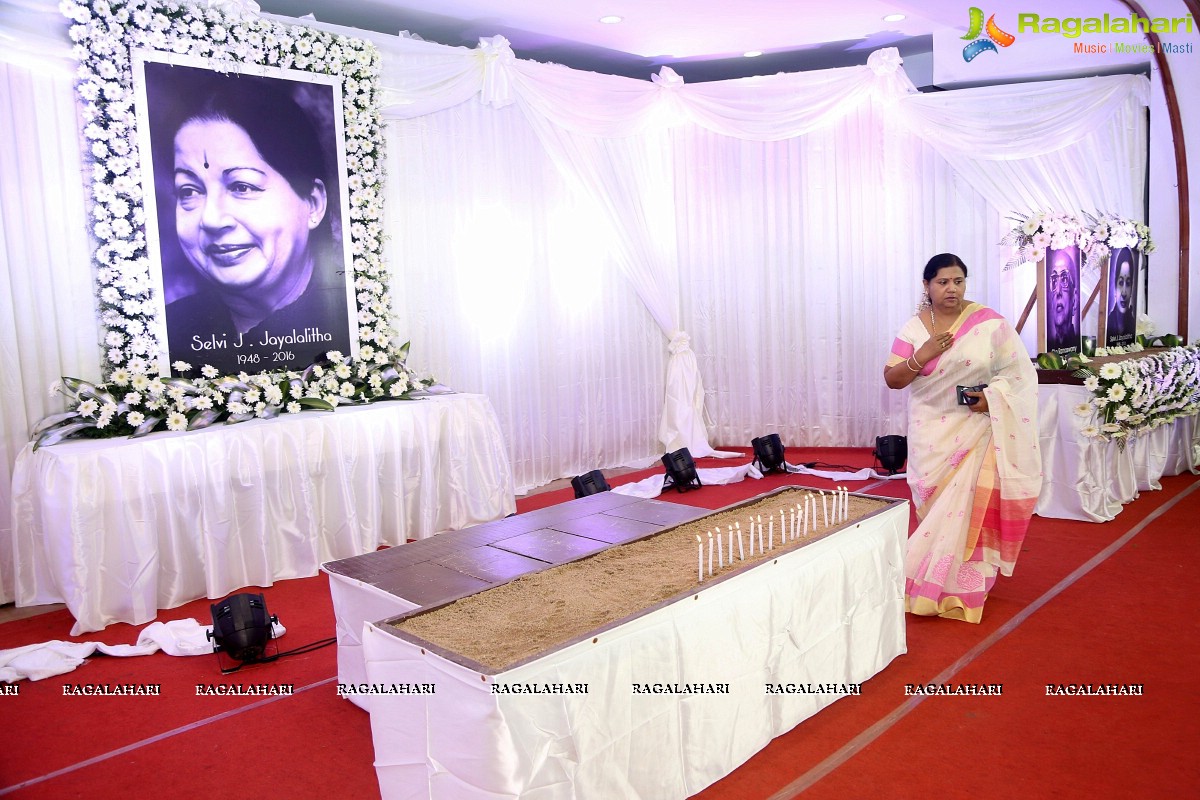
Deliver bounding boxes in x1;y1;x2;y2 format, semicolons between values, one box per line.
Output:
697;487;852;582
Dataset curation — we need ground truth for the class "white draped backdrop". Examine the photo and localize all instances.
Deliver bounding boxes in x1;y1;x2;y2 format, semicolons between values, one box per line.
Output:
0;0;1148;604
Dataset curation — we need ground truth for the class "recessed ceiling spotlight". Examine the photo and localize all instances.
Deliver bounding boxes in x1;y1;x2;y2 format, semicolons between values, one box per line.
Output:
883;13;906;22
599;15;623;24
743;50;763;58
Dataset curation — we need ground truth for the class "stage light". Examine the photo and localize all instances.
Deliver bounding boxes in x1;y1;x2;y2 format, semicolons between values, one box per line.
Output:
209;592;277;670
662;448;702;493
750;433;787;475
571;470;612;498
873;435;907;475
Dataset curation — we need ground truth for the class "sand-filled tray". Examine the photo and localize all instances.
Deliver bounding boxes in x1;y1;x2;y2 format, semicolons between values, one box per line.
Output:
390;487;896;672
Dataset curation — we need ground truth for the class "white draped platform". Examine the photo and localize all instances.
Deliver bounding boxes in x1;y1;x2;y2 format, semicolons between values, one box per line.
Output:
10;393;515;634
1036;384;1199;521
357;500;908;800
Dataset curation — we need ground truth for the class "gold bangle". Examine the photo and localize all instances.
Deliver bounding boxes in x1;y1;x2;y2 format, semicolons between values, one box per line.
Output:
906;355;924;372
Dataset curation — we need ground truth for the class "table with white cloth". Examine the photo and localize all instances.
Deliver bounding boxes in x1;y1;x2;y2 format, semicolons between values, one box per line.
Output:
1035;383;1199;521
10;393;515;634
359;499;908;800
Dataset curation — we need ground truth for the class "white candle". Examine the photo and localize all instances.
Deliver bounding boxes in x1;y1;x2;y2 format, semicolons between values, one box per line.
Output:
737;522;745;560
802;500;809;537
757;514;764;552
843;487;849;520
728;525;734;562
717;529;724;568
707;531;714;576
821;491;829;528
768;515;774;550
697;535;703;582
779;510;785;544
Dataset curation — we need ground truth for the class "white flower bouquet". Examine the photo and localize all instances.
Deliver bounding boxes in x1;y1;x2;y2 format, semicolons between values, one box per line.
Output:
1071;345;1200;442
1000;210;1087;270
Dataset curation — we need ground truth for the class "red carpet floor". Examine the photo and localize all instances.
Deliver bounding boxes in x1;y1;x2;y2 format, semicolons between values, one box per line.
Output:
2;447;1198;798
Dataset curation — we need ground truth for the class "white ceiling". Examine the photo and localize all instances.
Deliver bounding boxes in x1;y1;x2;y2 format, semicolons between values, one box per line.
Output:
251;0;957;80
254;0;1120;82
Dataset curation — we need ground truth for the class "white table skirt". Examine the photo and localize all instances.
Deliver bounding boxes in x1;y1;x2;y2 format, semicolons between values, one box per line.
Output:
360;502;908;800
1035;383;1199;521
11;394;515;634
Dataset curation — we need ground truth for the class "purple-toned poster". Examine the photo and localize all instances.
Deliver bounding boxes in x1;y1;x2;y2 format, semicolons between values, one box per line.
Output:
1042;245;1081;356
1104;247;1139;348
134;52;358;375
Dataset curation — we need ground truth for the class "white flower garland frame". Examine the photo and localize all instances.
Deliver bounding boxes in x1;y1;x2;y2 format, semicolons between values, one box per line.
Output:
34;0;433;446
63;0;394;384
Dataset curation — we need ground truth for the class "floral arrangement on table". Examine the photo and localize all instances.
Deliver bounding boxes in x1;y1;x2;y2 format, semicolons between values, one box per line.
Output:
35;0;434;447
34;344;434;448
1070;344;1200;442
1078;211;1155;271
1000;210;1087;270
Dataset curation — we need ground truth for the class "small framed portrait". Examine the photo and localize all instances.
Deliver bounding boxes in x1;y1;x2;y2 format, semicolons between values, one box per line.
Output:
1038;245;1081;357
1100;247;1139;348
132;51;359;376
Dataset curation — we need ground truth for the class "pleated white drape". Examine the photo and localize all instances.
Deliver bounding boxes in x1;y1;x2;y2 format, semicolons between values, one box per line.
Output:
0;2;1148;605
0;55;102;605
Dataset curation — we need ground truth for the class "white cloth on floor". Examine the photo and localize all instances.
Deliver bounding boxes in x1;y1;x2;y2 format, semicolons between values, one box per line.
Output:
785;462;907;481
0;618;286;683
612;463;764;499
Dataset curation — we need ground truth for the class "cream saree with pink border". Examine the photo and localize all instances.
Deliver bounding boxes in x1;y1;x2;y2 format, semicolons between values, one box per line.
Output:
886;303;1042;623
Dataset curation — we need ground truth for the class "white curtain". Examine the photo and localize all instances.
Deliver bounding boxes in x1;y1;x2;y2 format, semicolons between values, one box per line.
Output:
381;102;666;491
0;58;100;604
0;2;1149;604
894;74;1149;349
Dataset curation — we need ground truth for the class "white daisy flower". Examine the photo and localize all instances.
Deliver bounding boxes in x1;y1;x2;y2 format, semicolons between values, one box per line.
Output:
1106;384;1126;402
1099;363;1122;380
126;411;145;427
166;411;188;431
1072;402;1094;417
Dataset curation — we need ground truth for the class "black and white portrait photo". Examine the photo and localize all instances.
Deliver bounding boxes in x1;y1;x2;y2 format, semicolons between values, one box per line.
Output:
1043;245;1081;356
1104;246;1139;347
134;54;357;375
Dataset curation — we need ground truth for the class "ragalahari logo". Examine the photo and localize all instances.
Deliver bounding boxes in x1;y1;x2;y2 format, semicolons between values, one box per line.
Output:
961;7;1016;61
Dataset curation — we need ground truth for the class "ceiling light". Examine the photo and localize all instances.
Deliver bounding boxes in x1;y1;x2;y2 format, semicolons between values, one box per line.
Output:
743;50;763;58
883;13;906;22
599;15;622;24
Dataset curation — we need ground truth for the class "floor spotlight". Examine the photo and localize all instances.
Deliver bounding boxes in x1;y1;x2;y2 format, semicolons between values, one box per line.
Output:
873;435;907;475
751;433;787;474
209;592;277;672
571;470;611;498
662;448;702;493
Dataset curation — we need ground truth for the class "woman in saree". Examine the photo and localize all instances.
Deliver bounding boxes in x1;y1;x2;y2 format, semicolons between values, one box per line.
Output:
884;254;1042;623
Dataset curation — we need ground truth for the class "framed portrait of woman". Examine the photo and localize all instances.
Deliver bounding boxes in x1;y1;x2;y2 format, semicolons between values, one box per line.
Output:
1099;246;1139;348
1037;245;1081;357
132;51;359;376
